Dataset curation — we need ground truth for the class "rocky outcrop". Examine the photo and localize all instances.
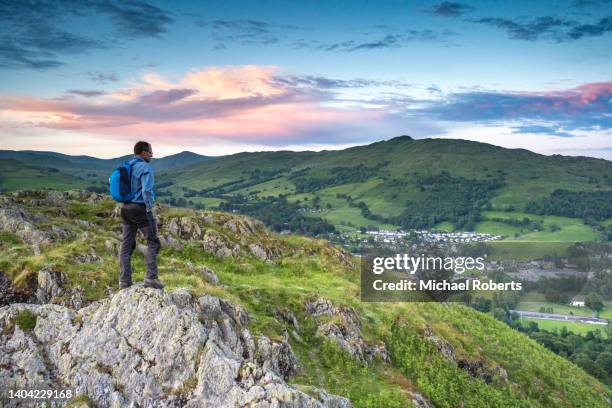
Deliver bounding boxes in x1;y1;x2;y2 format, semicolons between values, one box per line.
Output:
9;190;106;206
305;297;387;364
0;287;351;407
201;229;241;258
161;216;203;240
0;206;51;254
423;325;508;384
34;268;85;309
249;243;282;262
35;268;67;304
155;210;286;262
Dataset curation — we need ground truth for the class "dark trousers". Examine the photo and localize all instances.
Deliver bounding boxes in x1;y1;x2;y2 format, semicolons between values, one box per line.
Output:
119;203;161;284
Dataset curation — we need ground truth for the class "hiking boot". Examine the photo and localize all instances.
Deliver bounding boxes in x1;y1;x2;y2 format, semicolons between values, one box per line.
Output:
144;278;164;289
119;281;132;289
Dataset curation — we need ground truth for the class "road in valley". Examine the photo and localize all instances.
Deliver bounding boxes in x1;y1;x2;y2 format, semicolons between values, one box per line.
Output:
510;310;608;325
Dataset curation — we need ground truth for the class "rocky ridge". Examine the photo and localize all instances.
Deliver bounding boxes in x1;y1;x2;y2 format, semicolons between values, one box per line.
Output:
0;286;352;408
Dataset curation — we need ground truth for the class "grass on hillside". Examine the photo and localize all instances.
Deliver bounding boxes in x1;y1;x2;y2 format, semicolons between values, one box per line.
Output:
1;194;611;407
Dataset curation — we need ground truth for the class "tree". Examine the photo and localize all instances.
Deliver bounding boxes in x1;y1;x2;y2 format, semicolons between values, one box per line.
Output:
585;292;604;313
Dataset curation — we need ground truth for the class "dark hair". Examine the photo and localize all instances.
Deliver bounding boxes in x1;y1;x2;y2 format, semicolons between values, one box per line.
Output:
134;141;151;155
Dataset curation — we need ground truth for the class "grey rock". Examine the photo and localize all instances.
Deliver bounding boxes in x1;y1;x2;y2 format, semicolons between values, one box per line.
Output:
198;266;220;285
255;335;300;379
424;325;507;384
411;392;436;408
104;239;119;256
75;219;95;228
161;216;203;240
305;297;387;364
0;206;51;254
36;268;67;304
313;388;354;408
274;307;299;329
201;230;240;258
0;287;348;408
249;243;269;261
159;233;184;251
35;268;85;309
73;251;102;264
51;225;73;240
423;325;456;363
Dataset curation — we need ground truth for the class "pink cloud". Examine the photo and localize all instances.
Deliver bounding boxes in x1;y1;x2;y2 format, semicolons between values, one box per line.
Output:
0;65;384;146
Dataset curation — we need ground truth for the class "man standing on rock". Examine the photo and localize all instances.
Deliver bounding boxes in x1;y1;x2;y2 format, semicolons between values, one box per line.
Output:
119;141;164;290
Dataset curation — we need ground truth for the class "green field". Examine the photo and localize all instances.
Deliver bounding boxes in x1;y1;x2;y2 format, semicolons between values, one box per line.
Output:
486;241;572;261
517;292;596;317
478;211;600;242
520;317;607;337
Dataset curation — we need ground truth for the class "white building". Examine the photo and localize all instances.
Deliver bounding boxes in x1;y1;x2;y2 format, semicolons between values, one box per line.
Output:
570;298;585;307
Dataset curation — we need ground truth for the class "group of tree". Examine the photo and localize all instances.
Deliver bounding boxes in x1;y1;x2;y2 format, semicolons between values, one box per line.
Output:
219;194;335;236
288;162;388;193
525;189;612;221
393;172;505;230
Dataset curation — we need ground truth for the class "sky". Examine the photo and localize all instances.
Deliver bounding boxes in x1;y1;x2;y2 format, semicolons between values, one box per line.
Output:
0;0;611;159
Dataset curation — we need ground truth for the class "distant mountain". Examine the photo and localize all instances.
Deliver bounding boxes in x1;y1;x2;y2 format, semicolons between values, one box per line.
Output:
0;150;213;172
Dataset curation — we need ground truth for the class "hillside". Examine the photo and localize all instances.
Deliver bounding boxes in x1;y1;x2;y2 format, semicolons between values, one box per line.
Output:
1;137;610;242
158;136;611;241
0;189;610;407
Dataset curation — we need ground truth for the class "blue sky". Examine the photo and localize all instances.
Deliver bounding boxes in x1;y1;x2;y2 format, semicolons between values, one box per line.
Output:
0;0;610;158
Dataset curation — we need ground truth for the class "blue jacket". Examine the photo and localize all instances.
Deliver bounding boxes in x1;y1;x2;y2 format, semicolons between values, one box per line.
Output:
128;157;155;209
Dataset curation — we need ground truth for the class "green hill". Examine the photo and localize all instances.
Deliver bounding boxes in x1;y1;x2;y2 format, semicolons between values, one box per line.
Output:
0;190;610;407
158;136;612;241
1;137;610;241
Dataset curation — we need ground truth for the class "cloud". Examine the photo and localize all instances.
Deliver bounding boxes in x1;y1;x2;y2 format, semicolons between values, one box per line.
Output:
511;125;576;138
472;15;612;42
270;75;413;89
0;65;396;146
430;2;475;17
0;0;173;70
416;81;612;130
201;19;305;48
567;16;612;40
87;72;119;84
67;90;108;98
472;16;571;41
298;29;454;52
91;0;174;38
1;65;610;152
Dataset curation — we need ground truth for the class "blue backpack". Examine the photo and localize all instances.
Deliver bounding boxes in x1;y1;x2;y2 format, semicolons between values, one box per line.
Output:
109;159;137;202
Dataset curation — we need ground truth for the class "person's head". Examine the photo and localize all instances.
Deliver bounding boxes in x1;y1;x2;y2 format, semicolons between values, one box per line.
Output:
134;141;153;162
